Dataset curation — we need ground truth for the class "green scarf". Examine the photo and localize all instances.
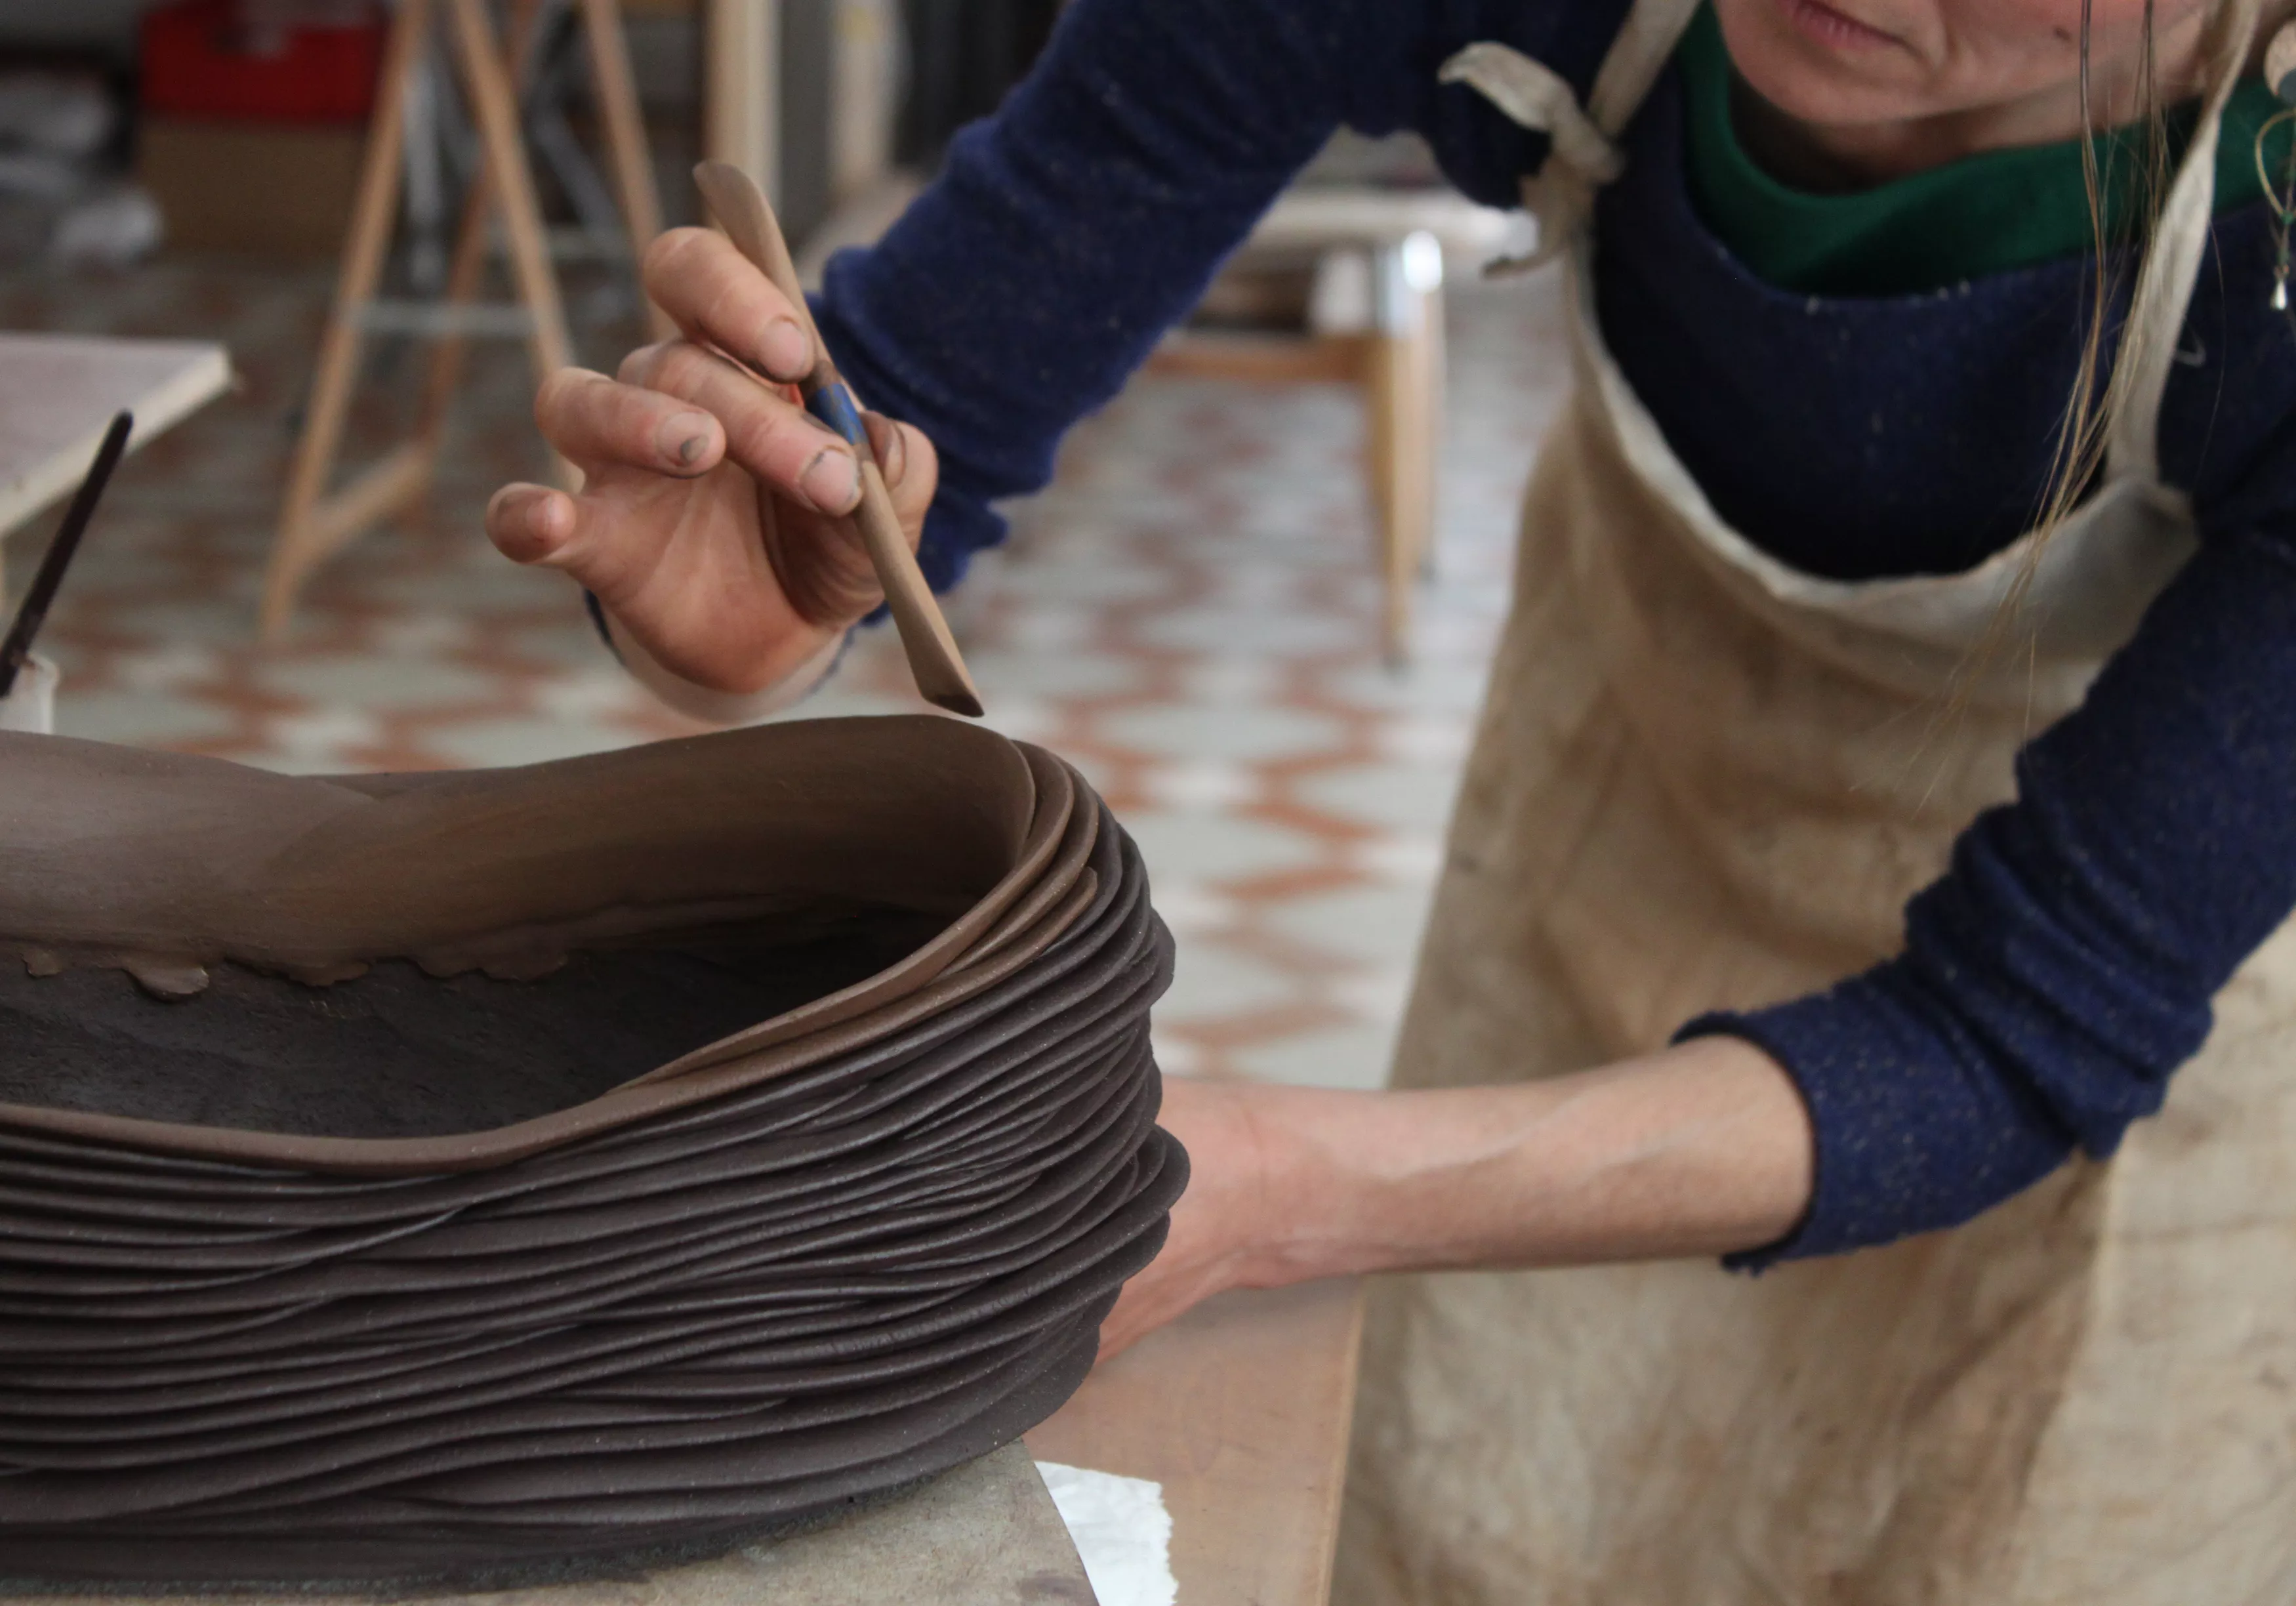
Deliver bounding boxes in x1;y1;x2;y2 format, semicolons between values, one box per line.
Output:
1678;3;2291;296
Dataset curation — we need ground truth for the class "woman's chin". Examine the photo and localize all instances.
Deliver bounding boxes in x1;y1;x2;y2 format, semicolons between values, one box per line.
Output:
1713;0;1930;129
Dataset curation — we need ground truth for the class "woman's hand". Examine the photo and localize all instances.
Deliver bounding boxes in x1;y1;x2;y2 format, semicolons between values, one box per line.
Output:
485;227;938;698
1100;1037;1816;1361
1100;1077;1284;1359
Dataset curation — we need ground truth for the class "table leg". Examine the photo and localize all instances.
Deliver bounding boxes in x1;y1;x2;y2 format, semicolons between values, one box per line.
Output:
1028;1280;1366;1606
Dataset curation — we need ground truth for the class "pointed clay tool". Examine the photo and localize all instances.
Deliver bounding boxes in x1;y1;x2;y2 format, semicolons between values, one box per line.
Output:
694;160;985;718
0;409;133;701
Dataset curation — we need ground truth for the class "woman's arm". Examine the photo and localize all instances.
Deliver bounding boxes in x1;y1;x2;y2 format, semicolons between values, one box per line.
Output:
817;0;1626;592
1103;1036;1813;1355
1107;519;2296;1357
814;0;1439;592
1702;516;2296;1267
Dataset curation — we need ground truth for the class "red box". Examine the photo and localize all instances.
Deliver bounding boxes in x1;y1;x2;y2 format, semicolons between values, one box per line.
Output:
140;1;385;126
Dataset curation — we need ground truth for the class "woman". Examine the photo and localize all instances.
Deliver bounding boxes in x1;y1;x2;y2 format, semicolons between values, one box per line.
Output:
485;0;2296;1597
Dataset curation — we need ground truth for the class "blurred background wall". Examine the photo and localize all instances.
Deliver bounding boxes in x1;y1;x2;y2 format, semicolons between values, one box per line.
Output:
0;0;1060;271
0;2;147;50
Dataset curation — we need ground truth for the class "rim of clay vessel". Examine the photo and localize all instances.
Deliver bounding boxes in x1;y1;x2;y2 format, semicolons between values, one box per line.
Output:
0;716;1116;1175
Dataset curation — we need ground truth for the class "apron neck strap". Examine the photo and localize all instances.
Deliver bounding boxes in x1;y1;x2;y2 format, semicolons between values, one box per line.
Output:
1439;0;1698;271
2105;0;2265;483
1441;0;1698;147
1586;0;1703;137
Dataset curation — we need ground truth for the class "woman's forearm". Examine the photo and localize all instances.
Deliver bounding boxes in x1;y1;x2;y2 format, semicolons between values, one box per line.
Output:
1220;1036;1814;1288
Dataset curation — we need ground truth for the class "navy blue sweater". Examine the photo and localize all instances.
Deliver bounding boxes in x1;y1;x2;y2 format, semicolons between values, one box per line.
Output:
811;0;2296;1263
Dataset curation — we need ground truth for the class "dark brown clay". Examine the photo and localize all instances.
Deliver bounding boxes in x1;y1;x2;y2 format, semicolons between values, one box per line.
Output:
0;718;1182;1590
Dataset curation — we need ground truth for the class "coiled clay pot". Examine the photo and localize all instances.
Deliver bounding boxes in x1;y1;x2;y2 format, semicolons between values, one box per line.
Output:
0;716;1183;1590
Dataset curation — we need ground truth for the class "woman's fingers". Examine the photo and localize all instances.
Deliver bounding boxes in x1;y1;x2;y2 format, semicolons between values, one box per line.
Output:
745;411;935;629
536;348;863;518
621;342;863;516
866;413;937;543
642;227;816;383
485;476;686;590
485;482;581;567
533;367;726;481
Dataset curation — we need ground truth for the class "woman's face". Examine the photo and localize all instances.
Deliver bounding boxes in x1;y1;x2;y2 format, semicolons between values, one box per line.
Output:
1714;0;2213;154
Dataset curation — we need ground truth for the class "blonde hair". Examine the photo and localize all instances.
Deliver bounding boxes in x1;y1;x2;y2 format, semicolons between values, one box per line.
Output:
1965;0;2273;701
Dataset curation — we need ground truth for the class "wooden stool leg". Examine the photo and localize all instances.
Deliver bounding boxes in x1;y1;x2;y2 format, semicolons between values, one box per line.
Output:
1365;335;1414;668
1412;273;1445;581
1367;236;1439;667
1363;330;1398;636
264;0;436;640
579;0;675;340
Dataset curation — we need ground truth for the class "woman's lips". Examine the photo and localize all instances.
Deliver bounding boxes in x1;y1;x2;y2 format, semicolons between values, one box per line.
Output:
1778;0;1902;50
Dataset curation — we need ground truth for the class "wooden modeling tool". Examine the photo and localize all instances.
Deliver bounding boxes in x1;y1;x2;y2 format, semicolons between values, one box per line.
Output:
0;410;132;701
693;160;985;718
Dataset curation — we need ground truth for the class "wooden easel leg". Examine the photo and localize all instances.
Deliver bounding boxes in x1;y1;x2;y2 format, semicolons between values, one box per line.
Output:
445;0;577;490
264;0;436;640
412;165;501;464
264;0;592;638
579;0;674;340
705;0;777;190
415;0;546;461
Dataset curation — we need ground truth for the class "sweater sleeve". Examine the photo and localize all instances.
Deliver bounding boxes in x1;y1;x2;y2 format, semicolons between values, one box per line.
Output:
810;0;1441;592
1694;514;2296;1267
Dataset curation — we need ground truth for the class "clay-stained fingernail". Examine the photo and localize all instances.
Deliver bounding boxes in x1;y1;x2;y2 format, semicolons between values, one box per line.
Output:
657;411;713;468
760;317;812;381
799;446;859;514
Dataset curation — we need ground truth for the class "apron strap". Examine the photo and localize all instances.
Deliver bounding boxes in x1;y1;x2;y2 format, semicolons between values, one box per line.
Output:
2104;0;2265;483
1585;0;1704;136
1440;46;1628;186
1441;0;1699;272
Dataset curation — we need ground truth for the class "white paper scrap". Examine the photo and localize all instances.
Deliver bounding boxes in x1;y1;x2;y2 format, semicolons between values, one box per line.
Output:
1035;1460;1178;1606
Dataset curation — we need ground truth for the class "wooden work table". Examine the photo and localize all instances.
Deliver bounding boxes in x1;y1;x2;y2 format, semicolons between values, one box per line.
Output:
26;1290;1363;1606
1031;1281;1368;1606
26;1279;1374;1605
0;333;231;545
0;331;232;606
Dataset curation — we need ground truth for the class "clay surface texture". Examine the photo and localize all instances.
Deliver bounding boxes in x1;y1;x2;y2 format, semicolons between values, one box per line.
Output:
0;718;1182;1590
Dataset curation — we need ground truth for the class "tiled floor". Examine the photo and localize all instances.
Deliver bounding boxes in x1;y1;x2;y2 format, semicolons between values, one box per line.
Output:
0;255;1569;1092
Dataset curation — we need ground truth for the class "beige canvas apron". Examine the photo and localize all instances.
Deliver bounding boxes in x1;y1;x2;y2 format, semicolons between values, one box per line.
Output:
1335;3;2296;1601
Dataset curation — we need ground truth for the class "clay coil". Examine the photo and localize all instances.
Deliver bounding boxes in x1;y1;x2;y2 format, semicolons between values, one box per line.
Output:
0;718;1183;1589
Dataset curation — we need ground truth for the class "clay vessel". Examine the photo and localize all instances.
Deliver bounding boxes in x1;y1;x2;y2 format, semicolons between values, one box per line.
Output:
0;716;1183;1590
